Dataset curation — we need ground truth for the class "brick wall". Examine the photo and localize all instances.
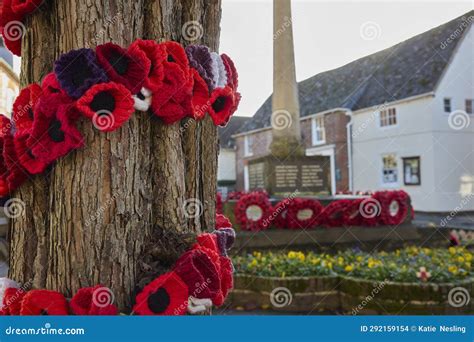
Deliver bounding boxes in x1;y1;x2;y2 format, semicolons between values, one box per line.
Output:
235;111;350;193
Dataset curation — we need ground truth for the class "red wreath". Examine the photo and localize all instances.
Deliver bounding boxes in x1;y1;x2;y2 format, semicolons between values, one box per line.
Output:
227;191;244;201
234;191;272;231
342;198;365;226
272;199;292;229
321;199;352;227
374;190;409;226
286;198;323;229
216;192;223;214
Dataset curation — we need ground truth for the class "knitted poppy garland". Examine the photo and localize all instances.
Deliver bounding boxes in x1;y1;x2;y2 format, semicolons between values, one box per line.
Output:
0;221;236;316
0;39;240;197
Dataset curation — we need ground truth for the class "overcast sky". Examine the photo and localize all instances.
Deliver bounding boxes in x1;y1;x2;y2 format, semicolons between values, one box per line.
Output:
220;0;473;117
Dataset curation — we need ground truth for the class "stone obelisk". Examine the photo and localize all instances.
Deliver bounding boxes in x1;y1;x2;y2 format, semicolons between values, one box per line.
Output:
270;0;303;158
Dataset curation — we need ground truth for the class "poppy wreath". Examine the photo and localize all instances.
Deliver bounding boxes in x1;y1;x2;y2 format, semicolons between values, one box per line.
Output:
373;190;410;226
216;191;223;214
321;199;352;227
0;0;45;56
272;199;292;229
341;198;365;226
0;218;236;316
286;198;323;229
234;191;272;231
0;39;240;197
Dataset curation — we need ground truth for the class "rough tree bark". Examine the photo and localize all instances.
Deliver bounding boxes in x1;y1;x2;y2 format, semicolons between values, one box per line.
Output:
8;0;221;311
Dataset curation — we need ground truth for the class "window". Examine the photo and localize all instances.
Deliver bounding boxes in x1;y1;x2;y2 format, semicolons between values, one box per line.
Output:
379;108;397;127
466;99;473;114
311;116;325;145
382;154;398;185
443;98;451;113
403;157;421;185
244;135;253;157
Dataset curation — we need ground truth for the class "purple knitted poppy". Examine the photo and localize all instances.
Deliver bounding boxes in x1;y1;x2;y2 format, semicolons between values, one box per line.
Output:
185;45;215;90
213;228;235;256
54;48;108;99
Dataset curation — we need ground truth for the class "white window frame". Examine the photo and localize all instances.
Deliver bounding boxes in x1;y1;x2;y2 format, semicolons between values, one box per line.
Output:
465;99;473;114
381;153;399;187
244;135;253;157
379;107;397;128
443;98;452;113
311;116;326;145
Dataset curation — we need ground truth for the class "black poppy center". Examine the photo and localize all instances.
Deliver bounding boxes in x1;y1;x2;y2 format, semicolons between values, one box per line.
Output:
71;57;93;87
90;91;116;113
212;96;227;113
167;55;175;63
109;51;129;75
48;119;65;143
27;149;35;160
28;107;34;120
40;309;48;315
147;287;170;314
137;91;145;101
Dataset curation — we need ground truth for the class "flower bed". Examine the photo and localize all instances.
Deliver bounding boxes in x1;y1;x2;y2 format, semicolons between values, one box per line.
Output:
230;247;474;314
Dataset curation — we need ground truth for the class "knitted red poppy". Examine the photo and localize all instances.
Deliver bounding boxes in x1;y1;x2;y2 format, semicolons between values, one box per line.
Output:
150;63;193;124
128;39;166;92
215;213;232;229
190;69;210;120
219;256;233;300
216;191;223;214
70;285;118;315
0;0;23;56
174;248;221;300
12;83;42;133
197;233;219;254
213;228;235;256
133;272;188;316
20;290;69;315
76;82;134;132
161;41;190;71
96;42;148;94
221;54;238;90
286;198;323;229
234;191;272;231
321;199;351;227
30;99;84;165
10;0;43;15
14;129;49;174
41;72;69;97
2;130;28;191
208;86;235;127
1;287;26;315
192;244;224;306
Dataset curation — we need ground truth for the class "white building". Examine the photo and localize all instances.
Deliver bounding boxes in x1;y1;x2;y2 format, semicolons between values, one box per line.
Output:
352;13;473;212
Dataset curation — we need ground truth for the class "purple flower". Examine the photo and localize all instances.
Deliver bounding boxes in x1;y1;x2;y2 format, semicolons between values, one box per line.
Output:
54;48;108;99
185;45;215;90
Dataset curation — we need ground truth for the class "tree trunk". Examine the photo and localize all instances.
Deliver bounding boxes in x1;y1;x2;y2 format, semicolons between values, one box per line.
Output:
8;0;221;311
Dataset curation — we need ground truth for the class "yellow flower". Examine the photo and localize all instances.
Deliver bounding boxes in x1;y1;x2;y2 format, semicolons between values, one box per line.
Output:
253;251;262;258
457;256;465;263
249;259;257;268
356;256;363;262
311;258;321;265
422;248;431;255
449;247;456;255
345;264;354;272
337;256;344;266
288;251;296;259
448;265;458;274
465;253;472;262
395;249;400;256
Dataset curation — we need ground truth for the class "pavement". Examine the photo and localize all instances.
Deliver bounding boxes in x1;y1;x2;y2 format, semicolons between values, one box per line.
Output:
413;212;474;230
